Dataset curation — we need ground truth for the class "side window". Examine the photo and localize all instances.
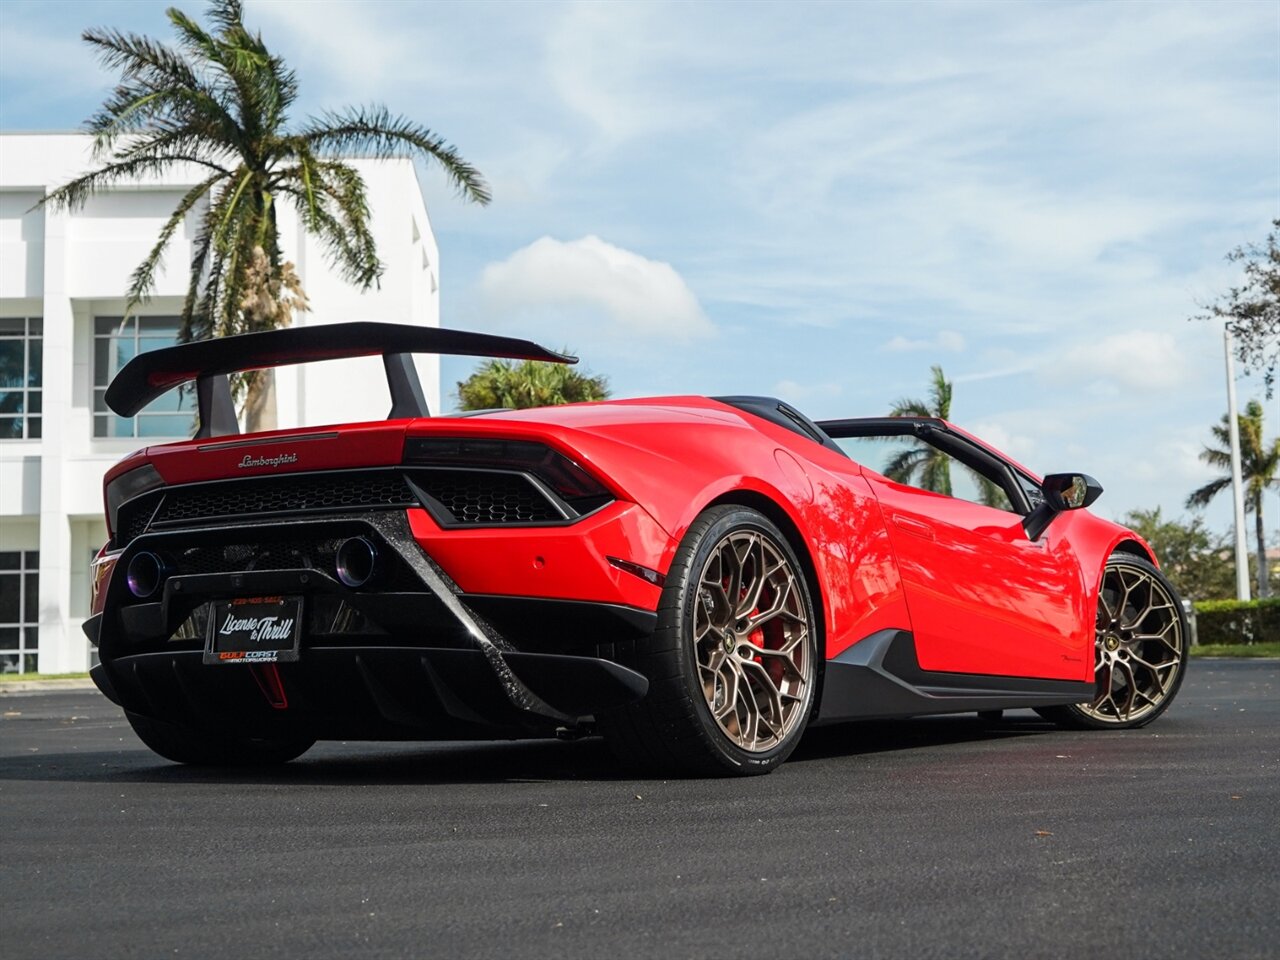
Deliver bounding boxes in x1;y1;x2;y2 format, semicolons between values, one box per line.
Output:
835;435;1016;512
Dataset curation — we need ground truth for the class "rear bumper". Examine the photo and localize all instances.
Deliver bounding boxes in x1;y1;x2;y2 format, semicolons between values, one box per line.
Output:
88;509;657;736
91;646;647;740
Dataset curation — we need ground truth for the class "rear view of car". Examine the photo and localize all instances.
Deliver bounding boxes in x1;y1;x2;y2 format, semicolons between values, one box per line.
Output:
88;322;1189;776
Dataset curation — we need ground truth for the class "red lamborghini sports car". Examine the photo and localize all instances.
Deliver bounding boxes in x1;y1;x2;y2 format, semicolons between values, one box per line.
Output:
86;323;1189;775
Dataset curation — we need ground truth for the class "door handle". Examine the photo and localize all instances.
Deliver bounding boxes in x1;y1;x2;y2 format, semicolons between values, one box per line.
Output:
892;515;935;540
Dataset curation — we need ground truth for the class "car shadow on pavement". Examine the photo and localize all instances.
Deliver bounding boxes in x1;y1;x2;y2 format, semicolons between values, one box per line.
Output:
792;713;1053;763
0;712;1057;786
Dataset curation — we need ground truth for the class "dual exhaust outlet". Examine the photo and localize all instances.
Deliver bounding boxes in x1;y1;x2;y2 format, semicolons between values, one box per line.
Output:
124;537;382;599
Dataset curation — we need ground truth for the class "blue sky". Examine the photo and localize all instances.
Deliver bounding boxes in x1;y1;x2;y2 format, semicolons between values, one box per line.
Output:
1;0;1277;539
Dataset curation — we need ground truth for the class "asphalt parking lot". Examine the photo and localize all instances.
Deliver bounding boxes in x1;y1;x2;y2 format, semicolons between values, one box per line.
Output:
1;659;1276;960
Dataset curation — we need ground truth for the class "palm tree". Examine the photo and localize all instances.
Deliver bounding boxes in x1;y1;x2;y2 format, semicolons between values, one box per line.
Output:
884;364;1006;508
1186;400;1279;598
40;0;490;429
885;365;955;495
456;358;609;411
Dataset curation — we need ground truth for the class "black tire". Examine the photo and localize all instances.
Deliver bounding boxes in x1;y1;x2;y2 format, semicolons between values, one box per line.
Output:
125;711;314;766
1036;553;1189;730
597;505;819;776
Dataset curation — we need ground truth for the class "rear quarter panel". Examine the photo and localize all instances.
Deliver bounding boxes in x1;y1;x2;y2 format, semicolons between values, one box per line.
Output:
485;399;912;659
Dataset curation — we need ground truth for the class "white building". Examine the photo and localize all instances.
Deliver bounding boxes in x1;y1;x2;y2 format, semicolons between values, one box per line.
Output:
0;133;441;674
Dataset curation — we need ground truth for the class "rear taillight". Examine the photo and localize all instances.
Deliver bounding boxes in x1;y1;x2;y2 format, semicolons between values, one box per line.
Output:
104;463;164;536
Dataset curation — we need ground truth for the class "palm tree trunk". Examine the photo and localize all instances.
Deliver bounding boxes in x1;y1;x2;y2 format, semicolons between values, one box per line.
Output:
243;370;277;433
1255;496;1271;599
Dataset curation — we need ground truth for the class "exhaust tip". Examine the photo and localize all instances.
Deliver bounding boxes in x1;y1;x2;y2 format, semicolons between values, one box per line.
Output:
126;551;170;599
335;537;380;589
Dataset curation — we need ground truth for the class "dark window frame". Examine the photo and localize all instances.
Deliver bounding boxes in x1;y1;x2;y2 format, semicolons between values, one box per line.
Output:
0;316;43;440
92;316;195;439
0;550;40;675
819;417;1034;515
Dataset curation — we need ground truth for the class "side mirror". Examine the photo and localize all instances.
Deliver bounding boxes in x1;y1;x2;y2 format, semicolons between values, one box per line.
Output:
1041;473;1103;511
1024;472;1103;541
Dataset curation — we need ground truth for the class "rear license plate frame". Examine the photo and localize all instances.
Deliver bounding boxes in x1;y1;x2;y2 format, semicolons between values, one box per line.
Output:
204;595;303;665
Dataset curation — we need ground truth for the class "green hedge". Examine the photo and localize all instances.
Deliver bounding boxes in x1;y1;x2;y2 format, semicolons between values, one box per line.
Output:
1192;597;1280;646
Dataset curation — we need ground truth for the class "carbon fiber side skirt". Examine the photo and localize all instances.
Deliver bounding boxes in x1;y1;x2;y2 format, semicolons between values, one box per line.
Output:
814;630;1096;725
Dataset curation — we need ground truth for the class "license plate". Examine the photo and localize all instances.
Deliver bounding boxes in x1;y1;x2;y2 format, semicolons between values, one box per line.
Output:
204;596;303;665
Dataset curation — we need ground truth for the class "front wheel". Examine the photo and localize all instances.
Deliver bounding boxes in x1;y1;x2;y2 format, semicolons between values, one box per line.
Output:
125;711;315;766
597;505;819;776
1037;553;1188;730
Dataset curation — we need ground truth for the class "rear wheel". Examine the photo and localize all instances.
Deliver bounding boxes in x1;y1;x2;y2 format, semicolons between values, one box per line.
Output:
1037;554;1188;730
598;505;818;776
125;711;314;766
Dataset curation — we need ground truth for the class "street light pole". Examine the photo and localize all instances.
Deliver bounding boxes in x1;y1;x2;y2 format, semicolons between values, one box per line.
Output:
1224;328;1251;601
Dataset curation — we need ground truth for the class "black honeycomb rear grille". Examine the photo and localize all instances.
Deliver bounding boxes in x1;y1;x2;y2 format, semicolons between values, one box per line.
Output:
152;471;415;527
409;469;563;525
118;492;162;545
114;466;600;546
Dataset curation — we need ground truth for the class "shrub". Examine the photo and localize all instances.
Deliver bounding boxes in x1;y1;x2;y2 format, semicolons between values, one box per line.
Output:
1192;597;1280;645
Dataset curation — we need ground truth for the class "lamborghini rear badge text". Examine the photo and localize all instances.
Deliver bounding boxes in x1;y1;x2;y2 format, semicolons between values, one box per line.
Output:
238;452;298;469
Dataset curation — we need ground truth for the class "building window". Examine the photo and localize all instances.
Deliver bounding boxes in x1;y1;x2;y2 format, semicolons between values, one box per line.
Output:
0;551;39;674
93;316;195;438
0;317;42;440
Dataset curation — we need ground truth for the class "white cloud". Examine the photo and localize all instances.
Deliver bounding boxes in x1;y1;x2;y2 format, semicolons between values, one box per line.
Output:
480;235;713;340
1057;331;1188;390
882;330;966;353
544;3;721;149
249;1;447;99
967;420;1037;466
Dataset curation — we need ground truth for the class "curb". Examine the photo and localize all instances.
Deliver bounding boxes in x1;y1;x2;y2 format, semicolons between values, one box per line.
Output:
0;679;98;694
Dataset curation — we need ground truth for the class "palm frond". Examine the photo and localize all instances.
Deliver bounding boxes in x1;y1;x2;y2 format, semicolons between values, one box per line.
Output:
204;0;245;35
1186;476;1232;510
274;157;382;288
303;106;491;204
928;365;952;420
888;399;932;418
1209;420;1230;448
1199;446;1233;470
882;447;926;483
1194;403;1279;508
82;27;198;90
920;452;951;496
180;210;216;336
455;356;609;410
967;467;1008;510
125;172;222;314
38;153;218;211
166;6;227;67
114;130;236;173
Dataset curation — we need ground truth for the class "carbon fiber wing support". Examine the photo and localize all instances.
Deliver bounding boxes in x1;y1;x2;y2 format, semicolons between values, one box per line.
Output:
104;322;577;438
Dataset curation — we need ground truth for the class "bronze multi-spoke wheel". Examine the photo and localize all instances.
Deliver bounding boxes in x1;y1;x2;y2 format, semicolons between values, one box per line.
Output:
597;506;818;775
694;528;812;752
1038;554;1188;730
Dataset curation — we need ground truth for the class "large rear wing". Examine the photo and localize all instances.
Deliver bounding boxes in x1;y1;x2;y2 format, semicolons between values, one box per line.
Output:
104;321;575;438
